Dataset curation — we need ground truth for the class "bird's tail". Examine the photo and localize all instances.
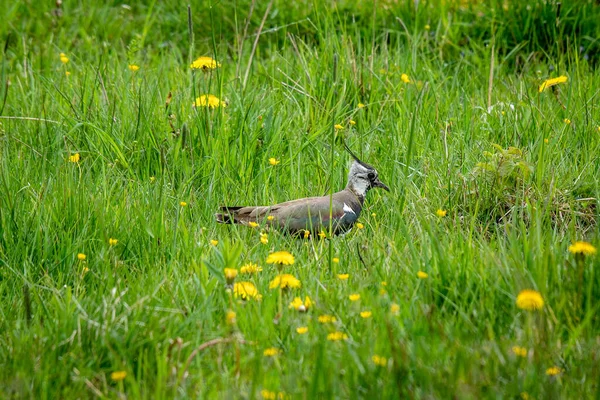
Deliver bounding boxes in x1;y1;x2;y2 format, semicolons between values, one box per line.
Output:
215;206;244;224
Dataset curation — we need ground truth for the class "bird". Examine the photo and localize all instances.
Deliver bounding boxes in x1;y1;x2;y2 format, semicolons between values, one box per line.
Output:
215;145;389;236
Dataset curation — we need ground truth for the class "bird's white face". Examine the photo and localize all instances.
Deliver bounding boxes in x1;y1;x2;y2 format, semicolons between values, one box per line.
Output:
347;161;388;196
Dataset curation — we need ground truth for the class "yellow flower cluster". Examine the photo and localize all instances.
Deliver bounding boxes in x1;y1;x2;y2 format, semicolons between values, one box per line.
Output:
240;263;262;274
261;390;287;400
234;281;262;300
269;274;301;289
110;371;127;381
512;346;527;357
266;251;295;265
263;347;280;357
224;268;238;284
318;315;336;323
194;94;224;108
191;56;221;71
289;296;312;312
568;241;596;256
538;75;567;93
260;232;269;245
372;355;387;366
516;289;544;311
327;331;348;341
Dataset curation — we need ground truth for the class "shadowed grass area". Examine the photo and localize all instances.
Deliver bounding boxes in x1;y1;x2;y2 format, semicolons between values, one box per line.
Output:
1;1;599;398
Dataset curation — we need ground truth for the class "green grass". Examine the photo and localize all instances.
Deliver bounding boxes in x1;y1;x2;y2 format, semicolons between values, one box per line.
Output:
1;0;600;398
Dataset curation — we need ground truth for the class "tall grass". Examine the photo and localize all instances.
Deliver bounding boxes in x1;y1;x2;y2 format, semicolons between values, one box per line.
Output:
1;1;599;398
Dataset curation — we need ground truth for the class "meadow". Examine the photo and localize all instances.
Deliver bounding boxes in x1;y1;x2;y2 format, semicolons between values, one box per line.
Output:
1;0;600;398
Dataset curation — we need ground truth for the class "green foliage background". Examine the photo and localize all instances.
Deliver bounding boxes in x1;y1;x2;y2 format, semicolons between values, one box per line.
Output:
1;0;599;398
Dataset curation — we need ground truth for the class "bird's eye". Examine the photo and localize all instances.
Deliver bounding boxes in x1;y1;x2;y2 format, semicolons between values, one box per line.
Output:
367;172;375;180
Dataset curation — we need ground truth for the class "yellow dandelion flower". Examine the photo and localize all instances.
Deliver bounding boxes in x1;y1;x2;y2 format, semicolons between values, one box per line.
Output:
180;201;187;207
390;303;400;315
417;271;428;279
266;251;295;265
349;120;356;125
248;221;259;228
269;158;280;166
401;73;411;83
372;355;387;366
296;326;308;334
356;222;364;229
110;371;127;381
334;124;344;130
349;293;361;301
318;314;336;323
109;238;118;246
544;138;549;144
263;347;280;357
59;53;69;64
69;153;80;163
332;257;339;263
360;311;372;318
261;390;286;400
512;346;527;357
226;310;236;325
259;233;269;245
303;230;310;239
190;56;221;71
194;94;224;108
240;263;262;274
224;268;238;283
77;253;86;261
568;241;596;256
269;274;301;289
337;274;349;280
233;281;262;300
288;296;312;312
210;240;219;246
564;118;571;124
318;231;326;239
327;331;348;341
128;64;140;72
546;366;561;376
516;289;544;311
267;215;275;221
357;103;365;108
261;391;276;400
538;75;568;92
436;209;447;217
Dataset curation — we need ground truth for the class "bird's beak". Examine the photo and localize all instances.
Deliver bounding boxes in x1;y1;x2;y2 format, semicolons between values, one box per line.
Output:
373;178;390;192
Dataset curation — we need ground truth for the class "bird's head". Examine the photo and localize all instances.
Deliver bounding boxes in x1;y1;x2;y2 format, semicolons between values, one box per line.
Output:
344;144;389;197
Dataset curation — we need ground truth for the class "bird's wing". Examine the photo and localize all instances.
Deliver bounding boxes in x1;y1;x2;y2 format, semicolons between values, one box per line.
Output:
269;195;350;233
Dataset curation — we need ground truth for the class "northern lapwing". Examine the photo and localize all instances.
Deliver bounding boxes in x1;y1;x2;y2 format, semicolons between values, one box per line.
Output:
215;145;389;236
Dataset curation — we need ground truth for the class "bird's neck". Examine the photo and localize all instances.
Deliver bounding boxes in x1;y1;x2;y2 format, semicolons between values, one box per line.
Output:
345;181;368;205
